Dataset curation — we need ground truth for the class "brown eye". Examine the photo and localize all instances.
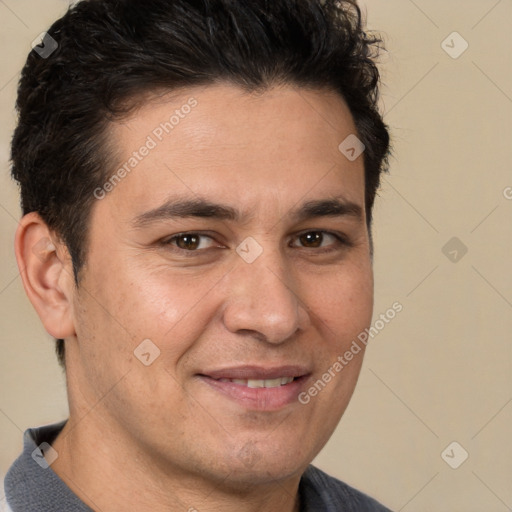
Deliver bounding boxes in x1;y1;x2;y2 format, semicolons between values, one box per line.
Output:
164;232;218;252
175;234;201;250
292;229;353;254
298;231;324;248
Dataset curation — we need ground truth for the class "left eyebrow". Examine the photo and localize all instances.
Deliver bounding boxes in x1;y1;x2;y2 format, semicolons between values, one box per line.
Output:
131;195;363;228
290;197;363;223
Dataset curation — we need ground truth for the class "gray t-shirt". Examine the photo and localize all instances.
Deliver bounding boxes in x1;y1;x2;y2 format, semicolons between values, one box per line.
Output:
4;421;392;511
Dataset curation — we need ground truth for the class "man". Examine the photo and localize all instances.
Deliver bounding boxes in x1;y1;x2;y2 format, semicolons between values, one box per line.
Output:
4;0;391;510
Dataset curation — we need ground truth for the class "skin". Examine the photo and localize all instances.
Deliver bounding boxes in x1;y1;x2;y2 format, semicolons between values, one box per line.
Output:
16;83;374;512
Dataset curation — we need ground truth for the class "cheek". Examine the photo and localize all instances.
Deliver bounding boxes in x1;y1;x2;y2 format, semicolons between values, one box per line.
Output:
88;261;226;361
307;262;374;346
298;265;372;436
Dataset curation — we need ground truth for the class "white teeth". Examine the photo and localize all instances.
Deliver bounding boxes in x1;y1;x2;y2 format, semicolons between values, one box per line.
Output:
223;377;294;388
262;378;283;388
247;379;266;388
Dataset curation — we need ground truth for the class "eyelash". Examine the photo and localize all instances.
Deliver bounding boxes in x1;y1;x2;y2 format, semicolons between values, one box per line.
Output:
160;230;352;256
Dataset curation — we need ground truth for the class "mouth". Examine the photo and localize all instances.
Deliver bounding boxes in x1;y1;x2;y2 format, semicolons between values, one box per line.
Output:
197;366;311;411
216;376;295;388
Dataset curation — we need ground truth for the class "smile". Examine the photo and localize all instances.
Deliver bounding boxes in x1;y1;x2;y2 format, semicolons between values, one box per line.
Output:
216;377;295;388
197;367;311;411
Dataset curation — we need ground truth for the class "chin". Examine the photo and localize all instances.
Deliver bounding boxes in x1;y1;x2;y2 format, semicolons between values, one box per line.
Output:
216;441;312;488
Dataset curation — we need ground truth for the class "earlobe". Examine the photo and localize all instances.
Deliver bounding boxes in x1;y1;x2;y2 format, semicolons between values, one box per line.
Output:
14;212;76;339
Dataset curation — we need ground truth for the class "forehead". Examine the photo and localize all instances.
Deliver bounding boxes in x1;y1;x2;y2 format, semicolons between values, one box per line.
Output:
112;83;357;148
101;83;365;220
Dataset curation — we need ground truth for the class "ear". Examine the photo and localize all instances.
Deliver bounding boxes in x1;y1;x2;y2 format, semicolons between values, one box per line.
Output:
14;212;76;339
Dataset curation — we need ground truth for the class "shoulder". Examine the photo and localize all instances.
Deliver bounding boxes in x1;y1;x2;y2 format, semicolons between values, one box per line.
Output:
3;420;92;512
1;475;13;512
300;465;393;512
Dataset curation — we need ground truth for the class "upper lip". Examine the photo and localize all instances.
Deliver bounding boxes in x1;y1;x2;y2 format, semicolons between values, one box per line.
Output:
199;365;311;380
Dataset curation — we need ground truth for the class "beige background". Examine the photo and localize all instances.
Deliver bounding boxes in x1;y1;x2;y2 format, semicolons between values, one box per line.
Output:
1;1;511;510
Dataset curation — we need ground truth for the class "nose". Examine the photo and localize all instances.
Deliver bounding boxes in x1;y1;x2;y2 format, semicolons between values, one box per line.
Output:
221;248;311;344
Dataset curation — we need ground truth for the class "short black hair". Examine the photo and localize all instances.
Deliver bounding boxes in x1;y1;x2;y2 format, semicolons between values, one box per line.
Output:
11;0;390;368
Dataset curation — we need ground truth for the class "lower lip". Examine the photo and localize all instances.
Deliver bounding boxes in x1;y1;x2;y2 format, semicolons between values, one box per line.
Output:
198;375;309;411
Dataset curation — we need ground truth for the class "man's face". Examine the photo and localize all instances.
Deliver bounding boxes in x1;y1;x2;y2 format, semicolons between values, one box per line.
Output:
68;84;373;488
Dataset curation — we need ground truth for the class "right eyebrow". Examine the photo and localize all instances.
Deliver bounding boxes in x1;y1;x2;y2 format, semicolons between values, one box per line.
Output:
131;198;247;228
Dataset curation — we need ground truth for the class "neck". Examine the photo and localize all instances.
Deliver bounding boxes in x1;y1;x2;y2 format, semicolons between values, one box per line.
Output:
51;414;302;512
